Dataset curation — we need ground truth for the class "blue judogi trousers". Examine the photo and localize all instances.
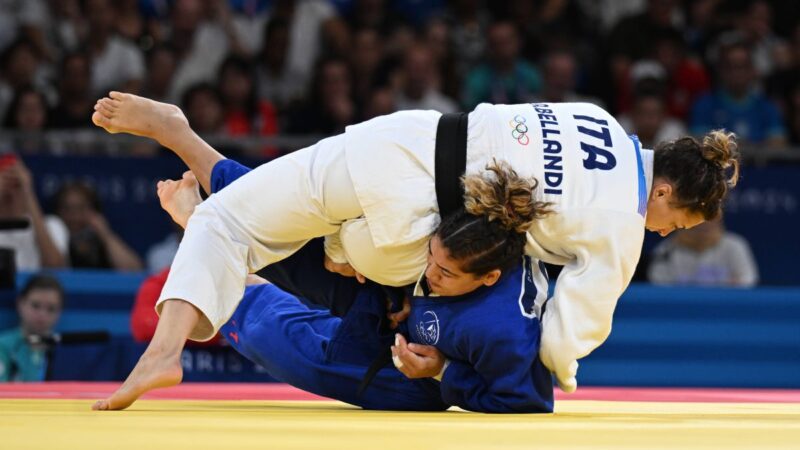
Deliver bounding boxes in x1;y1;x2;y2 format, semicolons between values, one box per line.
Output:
213;159;447;411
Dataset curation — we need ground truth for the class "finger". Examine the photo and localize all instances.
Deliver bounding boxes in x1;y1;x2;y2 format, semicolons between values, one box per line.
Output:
395;333;408;349
391;346;403;369
407;343;437;356
356;272;366;284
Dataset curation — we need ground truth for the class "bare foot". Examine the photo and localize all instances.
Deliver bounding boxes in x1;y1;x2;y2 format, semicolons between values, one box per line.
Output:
92;91;188;147
92;349;182;411
157;171;202;229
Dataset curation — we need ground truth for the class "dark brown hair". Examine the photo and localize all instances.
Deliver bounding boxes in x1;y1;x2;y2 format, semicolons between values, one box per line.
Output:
653;130;740;220
436;160;552;276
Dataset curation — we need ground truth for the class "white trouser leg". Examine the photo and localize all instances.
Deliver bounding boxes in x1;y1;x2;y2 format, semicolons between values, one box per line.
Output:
158;134;362;341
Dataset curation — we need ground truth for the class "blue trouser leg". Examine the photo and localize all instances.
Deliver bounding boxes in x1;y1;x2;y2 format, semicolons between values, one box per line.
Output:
210;159;363;316
221;284;448;411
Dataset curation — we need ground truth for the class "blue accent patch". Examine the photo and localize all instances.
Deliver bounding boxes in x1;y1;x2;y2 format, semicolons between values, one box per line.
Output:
628;134;648;217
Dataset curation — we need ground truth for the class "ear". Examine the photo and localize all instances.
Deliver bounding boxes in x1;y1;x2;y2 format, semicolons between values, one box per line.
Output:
482;269;502;287
651;182;673;200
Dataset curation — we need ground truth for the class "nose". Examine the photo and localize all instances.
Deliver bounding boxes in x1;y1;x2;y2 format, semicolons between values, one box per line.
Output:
425;264;439;282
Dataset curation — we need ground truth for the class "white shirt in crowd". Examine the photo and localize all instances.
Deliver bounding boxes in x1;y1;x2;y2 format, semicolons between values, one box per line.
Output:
648;233;759;287
0;215;68;271
91;35;145;97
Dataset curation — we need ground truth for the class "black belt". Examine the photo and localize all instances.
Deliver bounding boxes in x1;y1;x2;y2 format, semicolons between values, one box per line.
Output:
434;112;469;218
357;113;468;398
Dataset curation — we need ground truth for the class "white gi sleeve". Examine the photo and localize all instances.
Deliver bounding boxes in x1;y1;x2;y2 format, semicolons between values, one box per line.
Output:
533;208;645;393
323;232;348;264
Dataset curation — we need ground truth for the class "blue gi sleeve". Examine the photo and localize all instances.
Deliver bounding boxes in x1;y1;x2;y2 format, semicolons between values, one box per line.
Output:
439;335;554;413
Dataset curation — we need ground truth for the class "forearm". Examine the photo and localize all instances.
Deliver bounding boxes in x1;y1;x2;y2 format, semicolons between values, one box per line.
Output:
158;128;225;196
24;193;64;268
98;230;143;271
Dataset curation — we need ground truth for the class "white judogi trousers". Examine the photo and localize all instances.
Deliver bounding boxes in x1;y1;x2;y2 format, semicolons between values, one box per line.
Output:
157;134;428;341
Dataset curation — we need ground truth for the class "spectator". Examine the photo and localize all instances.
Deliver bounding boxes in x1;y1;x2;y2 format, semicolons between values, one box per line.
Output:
462;21;541;109
423;18;460;101
394;44;457;113
606;0;683;62
446;0;490;76
350;27;387;110
0;37;54;125
256;0;343;102
363;86;396;119
53;181;143;271
618;88;687;149
690;39;787;148
84;0;146;96
0;156;67;270
682;0;723;57
505;0;598;63
766;23;800;144
181;83;225;136
346;0;405;32
0;274;64;382
256;17;306;109
1;88;49;154
648;217;759;287
0;0;49;56
651;29;711;120
48;52;95;129
286;58;357;135
533;49;604;106
115;0;150;46
165;0;247;103
734;0;783;77
141;45;177;102
218;55;278;142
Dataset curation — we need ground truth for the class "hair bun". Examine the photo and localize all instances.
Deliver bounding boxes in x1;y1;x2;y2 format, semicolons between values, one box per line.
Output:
702;130;740;187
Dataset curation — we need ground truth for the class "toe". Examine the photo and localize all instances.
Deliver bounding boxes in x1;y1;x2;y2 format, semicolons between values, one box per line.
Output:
92;400;109;411
182;171;197;182
109;91;129;101
92;111;110;128
100;98;118;111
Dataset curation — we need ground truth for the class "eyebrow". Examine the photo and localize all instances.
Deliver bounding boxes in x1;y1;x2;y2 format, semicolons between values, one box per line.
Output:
429;240;458;276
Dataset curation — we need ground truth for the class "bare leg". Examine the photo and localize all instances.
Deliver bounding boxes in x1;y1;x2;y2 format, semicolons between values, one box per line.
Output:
92;173;206;411
92;299;198;410
92;91;222;194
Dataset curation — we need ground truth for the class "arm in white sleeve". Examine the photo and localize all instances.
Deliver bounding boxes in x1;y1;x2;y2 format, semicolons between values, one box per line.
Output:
532;209;645;393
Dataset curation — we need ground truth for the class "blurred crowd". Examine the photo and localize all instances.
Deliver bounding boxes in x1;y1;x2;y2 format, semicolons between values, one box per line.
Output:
0;0;779;279
0;0;798;158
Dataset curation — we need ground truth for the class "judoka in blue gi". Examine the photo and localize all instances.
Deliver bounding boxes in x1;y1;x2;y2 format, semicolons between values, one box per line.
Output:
214;158;555;413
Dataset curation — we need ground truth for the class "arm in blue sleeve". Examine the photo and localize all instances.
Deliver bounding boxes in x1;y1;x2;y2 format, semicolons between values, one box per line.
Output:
439;336;554;414
210;159;253;193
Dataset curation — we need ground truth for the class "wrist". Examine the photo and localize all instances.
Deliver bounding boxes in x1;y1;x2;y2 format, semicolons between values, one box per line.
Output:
433;359;450;382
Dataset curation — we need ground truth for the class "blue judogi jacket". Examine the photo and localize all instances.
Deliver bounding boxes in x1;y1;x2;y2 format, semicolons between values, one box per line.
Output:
402;256;554;413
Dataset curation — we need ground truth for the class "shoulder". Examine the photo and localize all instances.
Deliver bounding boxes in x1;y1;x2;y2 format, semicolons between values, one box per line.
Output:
0;328;21;349
720;233;753;251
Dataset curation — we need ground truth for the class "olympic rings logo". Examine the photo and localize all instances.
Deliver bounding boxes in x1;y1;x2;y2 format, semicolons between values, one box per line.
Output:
509;115;529;145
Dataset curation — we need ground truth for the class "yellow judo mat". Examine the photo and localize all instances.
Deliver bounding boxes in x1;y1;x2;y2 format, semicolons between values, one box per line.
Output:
3;398;800;450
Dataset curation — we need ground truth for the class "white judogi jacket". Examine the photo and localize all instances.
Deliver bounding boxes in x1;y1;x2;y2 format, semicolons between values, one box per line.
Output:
343;103;651;392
